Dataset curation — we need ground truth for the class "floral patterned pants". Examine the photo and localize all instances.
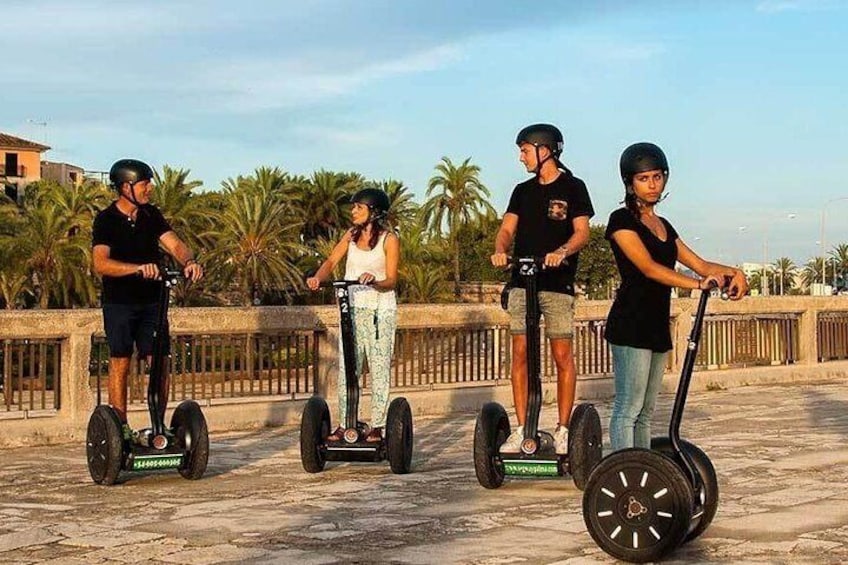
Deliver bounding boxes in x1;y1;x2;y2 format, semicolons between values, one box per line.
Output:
337;307;397;428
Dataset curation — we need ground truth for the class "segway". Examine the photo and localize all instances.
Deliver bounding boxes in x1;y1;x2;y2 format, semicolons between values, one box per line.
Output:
581;282;724;562
300;280;413;474
473;256;603;490
86;269;209;485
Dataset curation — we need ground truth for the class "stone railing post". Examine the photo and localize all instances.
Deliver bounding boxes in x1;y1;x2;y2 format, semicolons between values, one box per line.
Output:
798;306;818;364
62;331;96;424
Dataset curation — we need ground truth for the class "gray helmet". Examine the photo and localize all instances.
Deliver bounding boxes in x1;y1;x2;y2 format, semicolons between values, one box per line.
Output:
350;187;390;220
619;143;669;187
109;159;154;190
515;123;564;156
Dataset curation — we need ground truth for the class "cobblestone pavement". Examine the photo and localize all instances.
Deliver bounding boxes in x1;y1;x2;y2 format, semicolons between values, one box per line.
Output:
2;378;848;564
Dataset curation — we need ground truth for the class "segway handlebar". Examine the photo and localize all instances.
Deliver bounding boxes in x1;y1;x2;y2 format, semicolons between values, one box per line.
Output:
504;255;568;271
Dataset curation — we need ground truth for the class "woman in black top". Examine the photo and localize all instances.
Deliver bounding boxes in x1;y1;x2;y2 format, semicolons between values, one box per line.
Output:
605;143;748;452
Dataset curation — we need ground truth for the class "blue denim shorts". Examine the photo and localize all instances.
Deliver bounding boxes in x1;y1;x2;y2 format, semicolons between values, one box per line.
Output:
103;302;169;358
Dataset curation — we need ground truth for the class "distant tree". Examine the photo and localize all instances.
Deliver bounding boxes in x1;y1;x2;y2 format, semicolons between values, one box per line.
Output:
378;179;418;233
421;157;496;297
801;257;825;292
298;170;362;243
399;263;453;303
455;210;502;282
829;243;848;289
203;183;307;306
772;257;797;295
576;224;618;300
152;165;208;250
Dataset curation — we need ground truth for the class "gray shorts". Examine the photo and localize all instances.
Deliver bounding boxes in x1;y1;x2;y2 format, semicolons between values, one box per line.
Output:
507;288;575;339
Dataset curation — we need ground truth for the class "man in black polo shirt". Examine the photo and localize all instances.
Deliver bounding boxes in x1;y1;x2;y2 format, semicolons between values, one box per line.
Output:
491;124;594;454
92;159;203;437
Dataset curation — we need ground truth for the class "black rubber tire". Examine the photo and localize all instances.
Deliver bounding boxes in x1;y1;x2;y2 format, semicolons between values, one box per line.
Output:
652;437;719;543
300;396;330;473
473;402;510;489
386;397;414;474
86;405;124;485
583;448;694;563
171;400;209;480
568;403;603;491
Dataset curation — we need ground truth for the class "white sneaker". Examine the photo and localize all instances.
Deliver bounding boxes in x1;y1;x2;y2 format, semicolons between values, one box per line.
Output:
500;428;524;453
554;425;569;455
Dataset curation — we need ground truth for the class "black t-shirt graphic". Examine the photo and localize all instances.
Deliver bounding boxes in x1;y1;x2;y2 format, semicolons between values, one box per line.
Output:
505;170;594;295
92;203;172;304
604;207;679;352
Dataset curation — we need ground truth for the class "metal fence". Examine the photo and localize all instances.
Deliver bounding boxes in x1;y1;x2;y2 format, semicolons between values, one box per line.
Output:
697;314;799;368
818;311;848;361
0;308;833;417
1;339;62;412
90;331;320;406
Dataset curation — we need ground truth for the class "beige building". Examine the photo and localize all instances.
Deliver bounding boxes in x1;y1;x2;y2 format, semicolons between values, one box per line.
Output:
41;160;85;187
1;131;50;203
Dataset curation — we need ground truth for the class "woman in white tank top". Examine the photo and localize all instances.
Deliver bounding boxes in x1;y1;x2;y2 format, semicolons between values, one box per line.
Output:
306;188;399;443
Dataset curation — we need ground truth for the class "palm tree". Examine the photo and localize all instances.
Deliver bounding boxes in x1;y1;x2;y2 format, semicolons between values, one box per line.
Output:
0;265;32;309
378;179;418;232
399;263;453;303
829;243;848;289
18;202;96;308
772;257;796;295
297;170;362;243
801;257;825;292
47;179;111;237
421;157;496;298
203;185;307;306
152;166;208;249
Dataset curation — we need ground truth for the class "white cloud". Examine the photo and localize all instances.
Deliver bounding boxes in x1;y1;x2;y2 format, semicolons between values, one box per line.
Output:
195;43;464;112
756;0;837;13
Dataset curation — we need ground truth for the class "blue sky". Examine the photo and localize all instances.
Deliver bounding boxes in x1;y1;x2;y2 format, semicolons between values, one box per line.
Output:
2;0;846;266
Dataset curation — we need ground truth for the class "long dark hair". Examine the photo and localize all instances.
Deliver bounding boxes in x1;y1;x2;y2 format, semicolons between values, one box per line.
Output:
623;190;641;219
350;216;389;250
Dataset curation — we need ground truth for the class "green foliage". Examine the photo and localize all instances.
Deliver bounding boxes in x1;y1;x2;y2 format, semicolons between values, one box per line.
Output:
455;211;503;282
575;224;618;300
421;157;496;296
6;157;847;308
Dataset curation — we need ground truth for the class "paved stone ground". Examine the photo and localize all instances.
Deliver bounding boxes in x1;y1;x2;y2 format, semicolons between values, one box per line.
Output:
2;378;848;564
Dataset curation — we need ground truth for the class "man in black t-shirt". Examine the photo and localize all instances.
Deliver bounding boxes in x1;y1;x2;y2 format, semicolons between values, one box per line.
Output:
92;159;203;436
491;124;594;454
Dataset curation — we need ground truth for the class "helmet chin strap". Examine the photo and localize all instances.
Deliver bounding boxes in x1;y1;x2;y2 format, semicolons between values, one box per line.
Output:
533;146;556;177
122;182;143;207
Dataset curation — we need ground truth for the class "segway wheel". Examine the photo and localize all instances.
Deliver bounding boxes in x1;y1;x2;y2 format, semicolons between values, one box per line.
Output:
473;402;510;489
171;400;209;480
567;402;603;490
86;405;124;485
300;396;330;473
652;437;718;543
386;397;414;474
583;449;694;563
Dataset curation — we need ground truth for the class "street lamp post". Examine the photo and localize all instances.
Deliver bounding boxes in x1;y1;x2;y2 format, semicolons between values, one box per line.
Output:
821;197;848;291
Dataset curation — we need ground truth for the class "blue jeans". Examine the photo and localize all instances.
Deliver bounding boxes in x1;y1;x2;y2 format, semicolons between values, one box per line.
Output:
609;344;668;452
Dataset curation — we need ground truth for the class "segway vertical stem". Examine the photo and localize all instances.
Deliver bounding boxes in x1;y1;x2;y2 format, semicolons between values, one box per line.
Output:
520;258;543;442
668;285;714;493
334;280;360;430
147;269;179;439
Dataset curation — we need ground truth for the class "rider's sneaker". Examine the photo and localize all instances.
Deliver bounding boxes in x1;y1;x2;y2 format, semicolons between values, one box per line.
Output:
554;425;569;455
499;428;524;453
121;424;133;442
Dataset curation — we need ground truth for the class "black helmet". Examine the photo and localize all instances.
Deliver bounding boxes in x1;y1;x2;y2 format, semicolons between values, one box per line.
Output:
350;187;390;219
109;159;154;189
619;143;669;186
515;123;564;156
